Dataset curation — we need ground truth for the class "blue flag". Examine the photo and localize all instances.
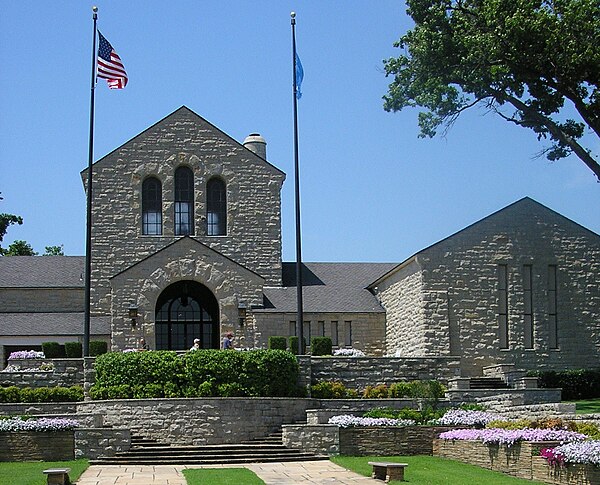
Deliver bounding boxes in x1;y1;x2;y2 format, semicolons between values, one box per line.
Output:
295;52;304;99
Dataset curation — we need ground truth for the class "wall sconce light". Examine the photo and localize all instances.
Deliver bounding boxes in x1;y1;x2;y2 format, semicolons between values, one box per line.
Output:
128;303;138;327
238;301;247;326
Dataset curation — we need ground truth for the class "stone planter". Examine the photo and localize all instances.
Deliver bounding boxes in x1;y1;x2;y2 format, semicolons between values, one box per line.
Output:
532;456;600;485
0;431;74;461
433;439;560;480
340;426;453;456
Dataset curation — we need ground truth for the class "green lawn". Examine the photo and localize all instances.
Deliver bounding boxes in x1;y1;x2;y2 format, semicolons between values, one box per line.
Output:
0;459;89;485
570;398;600;414
330;455;547;485
182;468;264;485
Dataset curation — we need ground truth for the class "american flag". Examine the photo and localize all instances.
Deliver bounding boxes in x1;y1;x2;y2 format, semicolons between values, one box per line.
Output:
97;31;128;89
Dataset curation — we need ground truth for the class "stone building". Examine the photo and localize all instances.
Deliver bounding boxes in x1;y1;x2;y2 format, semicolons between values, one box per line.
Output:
0;106;598;375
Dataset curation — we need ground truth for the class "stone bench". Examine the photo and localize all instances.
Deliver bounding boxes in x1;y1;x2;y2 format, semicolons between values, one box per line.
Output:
42;468;71;485
368;461;408;482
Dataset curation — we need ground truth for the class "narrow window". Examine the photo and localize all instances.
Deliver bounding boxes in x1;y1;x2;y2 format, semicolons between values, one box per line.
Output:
142;177;162;235
548;265;558;349
344;321;352;347
317;320;325;337
174;166;194;235
289;320;296;336
330;321;338;346
207;177;226;236
304;321;311;345
523;265;533;349
498;264;509;349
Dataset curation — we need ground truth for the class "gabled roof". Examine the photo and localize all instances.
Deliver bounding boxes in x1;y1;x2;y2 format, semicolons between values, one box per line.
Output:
259;262;396;313
0;256;84;288
81;105;285;177
110;236;265;282
369;197;600;288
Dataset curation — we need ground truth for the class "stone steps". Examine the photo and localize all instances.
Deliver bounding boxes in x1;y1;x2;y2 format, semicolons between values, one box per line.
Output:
91;430;326;465
469;377;508;389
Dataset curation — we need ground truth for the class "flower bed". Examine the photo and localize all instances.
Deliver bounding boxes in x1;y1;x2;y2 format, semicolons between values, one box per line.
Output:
333;348;365;357
439;427;586;446
433;409;502;427
328;414;415;428
8;350;45;360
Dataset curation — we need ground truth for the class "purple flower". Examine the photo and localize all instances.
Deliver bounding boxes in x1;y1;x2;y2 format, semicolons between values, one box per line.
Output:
439;428;586;447
435;409;502;427
549;440;600;466
8;350;45;360
328;414;415;428
0;417;79;432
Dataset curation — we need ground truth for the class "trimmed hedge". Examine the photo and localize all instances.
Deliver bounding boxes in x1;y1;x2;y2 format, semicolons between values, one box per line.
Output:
268;336;287;351
288;336;306;355
90;349;302;399
0;385;83;403
64;341;83;358
89;340;108;356
528;368;600;400
311;337;332;356
41;342;65;358
310;379;446;401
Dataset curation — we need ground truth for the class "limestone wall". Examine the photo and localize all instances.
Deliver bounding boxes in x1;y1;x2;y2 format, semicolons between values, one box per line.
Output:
0;358;83;388
77;397;315;445
84;107;285;318
75;427;130;459
0;431;74;461
309;356;461;388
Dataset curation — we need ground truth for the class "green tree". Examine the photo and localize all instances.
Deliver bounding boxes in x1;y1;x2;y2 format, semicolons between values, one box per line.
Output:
383;0;600;180
43;245;65;256
4;240;37;256
0;192;23;251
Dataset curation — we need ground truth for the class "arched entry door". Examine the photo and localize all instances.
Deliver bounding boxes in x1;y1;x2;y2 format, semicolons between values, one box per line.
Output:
155;281;219;350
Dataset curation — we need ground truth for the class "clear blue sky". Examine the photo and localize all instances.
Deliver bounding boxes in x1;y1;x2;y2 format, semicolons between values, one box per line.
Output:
1;1;598;263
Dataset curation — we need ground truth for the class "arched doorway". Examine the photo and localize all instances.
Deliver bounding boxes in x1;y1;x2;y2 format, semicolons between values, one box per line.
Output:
155;281;219;350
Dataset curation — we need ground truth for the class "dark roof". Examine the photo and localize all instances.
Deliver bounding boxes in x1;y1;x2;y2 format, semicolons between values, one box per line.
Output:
0;313;109;336
0;256;84;288
260;262;396;313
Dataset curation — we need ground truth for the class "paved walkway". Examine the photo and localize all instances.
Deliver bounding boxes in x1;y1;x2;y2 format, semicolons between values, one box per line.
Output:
75;461;383;484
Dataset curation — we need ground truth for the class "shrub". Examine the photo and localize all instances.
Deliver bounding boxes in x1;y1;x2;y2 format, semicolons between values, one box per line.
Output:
573;422;600;440
288;336;306;355
310;380;358;399
0;385;82;403
311;337;332;356
89;340;108;356
217;382;247;397
268;336;287;351
487;419;533;430
42;342;65;358
64;341;83;358
529;368;600;400
388;382;411;398
407;380;446;400
0;386;21;403
363;384;389;399
531;417;578;431
362;406;438;424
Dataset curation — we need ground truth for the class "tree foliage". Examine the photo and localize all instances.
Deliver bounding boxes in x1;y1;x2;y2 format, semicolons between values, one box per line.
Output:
0;192;23;250
44;245;65;256
383;0;600;180
3;240;37;256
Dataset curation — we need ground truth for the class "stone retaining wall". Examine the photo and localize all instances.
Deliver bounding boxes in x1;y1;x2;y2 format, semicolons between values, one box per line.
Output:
0;402;77;415
77;397;315;445
531;456;600;485
446;389;562;411
0;431;74;461
340;426;453;456
282;424;339;455
308;356;461;388
1;358;84;389
434;438;600;484
75;427;131;459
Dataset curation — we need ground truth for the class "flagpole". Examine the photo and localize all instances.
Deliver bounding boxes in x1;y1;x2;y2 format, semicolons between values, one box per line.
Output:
291;12;304;354
84;6;98;357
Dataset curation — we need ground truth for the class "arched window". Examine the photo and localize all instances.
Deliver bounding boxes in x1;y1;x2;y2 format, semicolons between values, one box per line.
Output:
207;177;226;236
142;177;162;235
175;166;194;235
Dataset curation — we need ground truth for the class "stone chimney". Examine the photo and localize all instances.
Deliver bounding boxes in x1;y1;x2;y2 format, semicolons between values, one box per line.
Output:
243;133;267;160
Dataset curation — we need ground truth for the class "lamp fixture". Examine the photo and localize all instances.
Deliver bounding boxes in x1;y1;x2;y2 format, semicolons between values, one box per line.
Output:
128;303;138;327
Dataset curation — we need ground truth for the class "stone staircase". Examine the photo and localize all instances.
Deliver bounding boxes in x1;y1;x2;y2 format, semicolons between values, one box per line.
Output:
90;430;327;465
468;377;509;390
